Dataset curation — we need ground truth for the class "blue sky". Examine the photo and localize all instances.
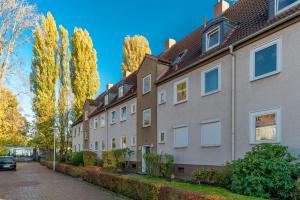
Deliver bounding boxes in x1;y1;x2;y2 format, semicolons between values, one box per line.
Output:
8;0;225;120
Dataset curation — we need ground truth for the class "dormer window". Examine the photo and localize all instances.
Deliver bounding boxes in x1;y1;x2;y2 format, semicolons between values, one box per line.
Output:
118;86;124;98
172;49;188;66
276;0;299;14
104;95;108;105
206;27;220;51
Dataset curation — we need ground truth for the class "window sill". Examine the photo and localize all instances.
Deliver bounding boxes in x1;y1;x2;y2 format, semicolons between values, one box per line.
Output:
201;89;220;97
142;124;151;128
158;141;165;144
250;70;281;82
158;101;166;105
174;99;188;106
120;119;127;122
250;140;280;145
142;90;151;95
174;146;188;149
201;144;221;148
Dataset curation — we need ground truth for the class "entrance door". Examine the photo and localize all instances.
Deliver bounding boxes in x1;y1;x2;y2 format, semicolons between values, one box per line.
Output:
142;146;151;173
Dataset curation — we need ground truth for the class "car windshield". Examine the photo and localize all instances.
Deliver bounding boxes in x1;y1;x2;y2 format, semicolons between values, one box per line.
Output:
0;157;13;162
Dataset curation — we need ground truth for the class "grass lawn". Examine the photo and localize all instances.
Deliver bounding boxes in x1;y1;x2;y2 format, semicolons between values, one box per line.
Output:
126;175;265;200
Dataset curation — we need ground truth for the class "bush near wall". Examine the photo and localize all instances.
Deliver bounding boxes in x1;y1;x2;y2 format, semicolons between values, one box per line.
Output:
71;151;83;166
193;168;229;187
102;148;133;171
40;161;227;200
83;151;97;167
143;152;174;178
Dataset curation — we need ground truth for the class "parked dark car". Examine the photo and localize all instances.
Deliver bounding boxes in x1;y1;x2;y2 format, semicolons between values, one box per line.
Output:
0;156;16;170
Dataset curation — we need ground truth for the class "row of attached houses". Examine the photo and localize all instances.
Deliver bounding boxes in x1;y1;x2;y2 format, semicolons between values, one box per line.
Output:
72;0;300;177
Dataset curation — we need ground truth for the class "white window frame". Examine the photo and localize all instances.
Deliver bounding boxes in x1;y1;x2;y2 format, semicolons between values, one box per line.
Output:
201;64;221;96
111;138;116;149
130;103;136;114
94;117;98;129
158;131;165;144
119;106;127;122
158;90;166;105
142;108;151;128
206;27;220;51
200;119;221;147
110;110;116;124
89;120;93;129
250;38;282;81
104;95;108;105
120;136;127;149
249;108;281;144
173;78;189;105
85;111;88;121
275;0;300;14
95;141;98;151
101;140;105;151
142;74;151;95
118;85;124;98
173;125;189;148
131;136;136;147
100;114;105;127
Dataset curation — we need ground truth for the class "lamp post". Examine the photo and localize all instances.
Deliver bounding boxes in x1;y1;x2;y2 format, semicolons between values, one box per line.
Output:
50;125;58;172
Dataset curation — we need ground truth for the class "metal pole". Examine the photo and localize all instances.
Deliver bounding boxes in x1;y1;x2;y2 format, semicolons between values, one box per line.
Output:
53;130;55;171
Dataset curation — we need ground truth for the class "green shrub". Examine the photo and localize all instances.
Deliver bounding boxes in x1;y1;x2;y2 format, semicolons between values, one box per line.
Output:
144;152;174;177
0;147;8;156
71;151;83;166
229;144;298;199
192;168;228;186
294;178;300;200
102;148;133;171
83;151;97;166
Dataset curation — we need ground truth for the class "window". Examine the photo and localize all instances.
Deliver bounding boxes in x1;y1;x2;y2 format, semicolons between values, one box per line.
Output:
143;74;151;94
90;143;93;150
85;111;88;121
104;95;108;105
174;125;188;148
74;145;76;152
158;90;166;105
89;120;93;129
158;131;165;144
78;144;80;152
142;109;151;127
74;128;76;137
250;108;281;144
94;117;98;129
110;110;116;124
173;78;188;104
206;27;220;51
111;138;116;149
172;49;188;65
201;65;221;96
118;86;124;98
201;120;221;146
131;103;136;114
131;136;136;146
101;140;105;151
276;0;300;13
78;126;81;136
120;106;127;121
120;136;127;149
100;114;105;127
95;141;98;151
250;38;282;81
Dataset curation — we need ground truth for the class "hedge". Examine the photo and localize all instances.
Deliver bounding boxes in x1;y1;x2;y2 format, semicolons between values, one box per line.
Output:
40;161;227;200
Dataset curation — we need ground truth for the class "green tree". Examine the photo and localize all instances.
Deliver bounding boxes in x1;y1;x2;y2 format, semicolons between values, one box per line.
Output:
0;85;27;146
70;28;99;118
30;12;59;148
58;25;71;161
121;35;151;74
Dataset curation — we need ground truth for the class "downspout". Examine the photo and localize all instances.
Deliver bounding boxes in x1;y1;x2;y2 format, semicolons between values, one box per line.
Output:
229;45;236;161
105;108;108;152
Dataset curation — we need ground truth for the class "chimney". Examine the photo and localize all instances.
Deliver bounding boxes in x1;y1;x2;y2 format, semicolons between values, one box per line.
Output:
164;38;176;51
203;16;207;28
214;0;230;17
107;83;113;90
124;71;132;78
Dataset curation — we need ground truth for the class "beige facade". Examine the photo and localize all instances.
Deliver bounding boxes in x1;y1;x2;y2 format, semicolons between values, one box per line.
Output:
72;122;83;152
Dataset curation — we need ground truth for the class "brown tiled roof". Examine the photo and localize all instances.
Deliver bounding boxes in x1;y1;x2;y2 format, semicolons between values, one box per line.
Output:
157;0;300;82
72;115;83;127
88;71;137;118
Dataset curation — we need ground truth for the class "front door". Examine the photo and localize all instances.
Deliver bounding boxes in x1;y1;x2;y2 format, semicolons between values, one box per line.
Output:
141;146;151;173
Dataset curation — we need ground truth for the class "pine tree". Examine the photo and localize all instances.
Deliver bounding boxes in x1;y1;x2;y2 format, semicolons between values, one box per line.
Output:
58;25;71;161
121;35;151;74
30;12;59;148
70;28;99;118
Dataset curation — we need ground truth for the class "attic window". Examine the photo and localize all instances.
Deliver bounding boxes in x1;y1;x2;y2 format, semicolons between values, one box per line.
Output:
104;95;108;105
206;27;220;51
276;0;300;14
118;86;124;98
172;49;188;66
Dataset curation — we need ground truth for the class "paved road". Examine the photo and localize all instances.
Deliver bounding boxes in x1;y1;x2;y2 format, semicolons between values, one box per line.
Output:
0;162;126;200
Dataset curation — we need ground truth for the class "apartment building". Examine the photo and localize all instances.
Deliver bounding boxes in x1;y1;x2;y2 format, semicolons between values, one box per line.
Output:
73;0;300;176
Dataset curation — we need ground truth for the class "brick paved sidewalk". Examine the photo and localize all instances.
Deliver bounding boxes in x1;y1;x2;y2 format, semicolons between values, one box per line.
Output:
0;162;126;200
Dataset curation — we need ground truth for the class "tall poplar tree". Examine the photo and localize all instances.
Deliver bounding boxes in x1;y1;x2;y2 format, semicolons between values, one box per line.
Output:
30;12;59;148
70;28;99;118
121;35;151;74
58;25;71;160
